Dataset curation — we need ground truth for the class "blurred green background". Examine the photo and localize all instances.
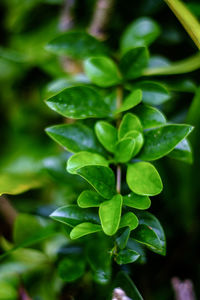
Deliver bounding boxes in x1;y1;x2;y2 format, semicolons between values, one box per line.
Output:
0;0;200;299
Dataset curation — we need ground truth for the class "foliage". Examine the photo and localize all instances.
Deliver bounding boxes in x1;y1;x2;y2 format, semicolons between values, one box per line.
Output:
0;0;200;299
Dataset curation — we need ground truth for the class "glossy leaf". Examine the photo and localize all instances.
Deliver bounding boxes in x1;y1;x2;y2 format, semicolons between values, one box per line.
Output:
50;205;100;227
120;47;149;79
95;121;118;153
58;257;85;282
46;31;108;59
67;151;108;174
99;194;123;235
46;86;110;119
120;17;160;54
132;211;166;255
132;81;170;105
77;190;104;208
0;173;44;197
167;138;193;163
70;222;102;239
84;56;121;87
77;165;116;199
115;89;142;114
124;130;144;157
127;162;163;196
45;123;105;155
118;113;143;139
139;124;194;161
119;212;139;231
116;227;131;250
133;104;166;129
116;249;140;265
123;192;151;210
115;138;135;163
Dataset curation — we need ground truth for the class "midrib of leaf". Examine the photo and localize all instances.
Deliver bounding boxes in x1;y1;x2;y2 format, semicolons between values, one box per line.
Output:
164;0;200;50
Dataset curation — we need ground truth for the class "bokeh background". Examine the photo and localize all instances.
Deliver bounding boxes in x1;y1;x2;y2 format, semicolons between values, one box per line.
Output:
0;0;200;299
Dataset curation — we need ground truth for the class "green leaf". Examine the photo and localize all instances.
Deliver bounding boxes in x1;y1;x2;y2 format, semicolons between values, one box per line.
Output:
45;123;105;155
133;104;166;129
95;121;118;153
67;151;108;174
118;113;143;139
46;31;108;59
115;138;135;163
58;257;85;282
87;238;111;284
120;17;160;54
45;86;110;119
164;0;200;50
123;192;151;210
115;89;142;114
116;227;131;250
119;212;139;231
77;190;104;208
167;138;193;163
132;211;166;255
99;194;123;236
70;222;102;239
0;173;44;197
132;81;170;105
112;271;143;300
127;162;163;196
116;249;140;265
120;47;149;79
139;124;194;161
50;205;100;227
84;56;121;87
124;130;144;157
76;165;116;199
144;52;200;76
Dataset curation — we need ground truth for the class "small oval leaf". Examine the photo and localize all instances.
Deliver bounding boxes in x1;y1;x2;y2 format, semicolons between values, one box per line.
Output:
46;31;108;59
70;222;102;239
116;249;140;265
133;104;166;129
115;89;142;114
84;56;121;87
67;151;108;174
127;162;163;196
118;113;143;139
120;47;149;79
50;205;100;227
95;121;118;153
119;212;139;231
77;165;116;199
139;124;194;161
77;190;104;208
99;194;123;236
120;17;160;54
115;138;135;163
123;193;151;210
46;86;110;119
45;123;105;154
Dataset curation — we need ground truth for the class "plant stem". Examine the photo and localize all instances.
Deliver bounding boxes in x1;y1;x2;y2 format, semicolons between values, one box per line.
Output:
59;0;76;32
89;0;116;39
116;86;123;194
116;165;121;194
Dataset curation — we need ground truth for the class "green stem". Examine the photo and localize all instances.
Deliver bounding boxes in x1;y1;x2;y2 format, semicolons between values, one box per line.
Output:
164;0;200;50
116;86;123;194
